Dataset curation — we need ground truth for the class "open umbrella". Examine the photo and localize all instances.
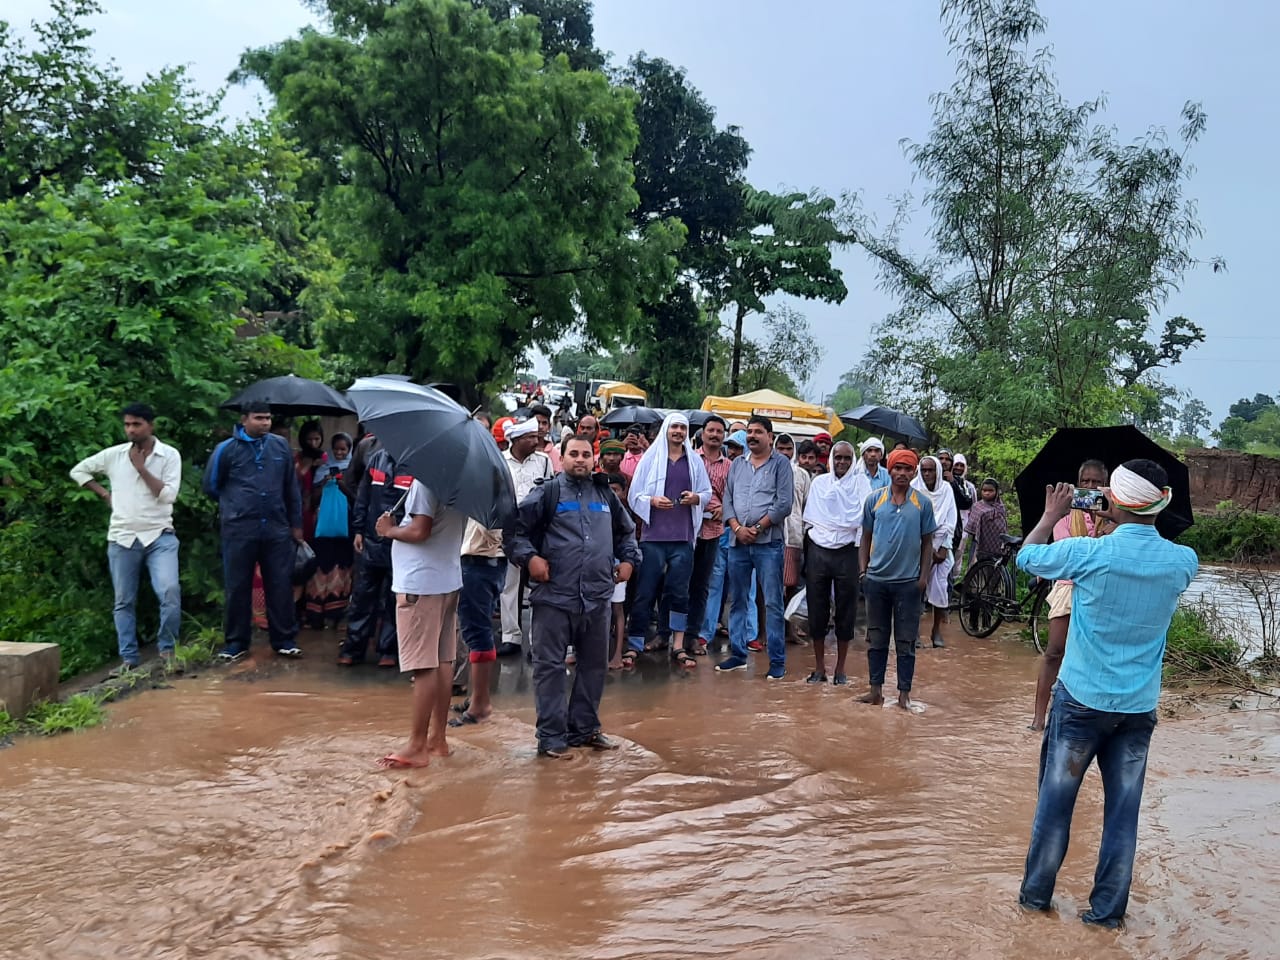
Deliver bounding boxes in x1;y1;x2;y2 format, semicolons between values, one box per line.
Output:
345;377;516;528
839;404;929;445
222;375;355;418
1013;425;1193;540
600;406;666;430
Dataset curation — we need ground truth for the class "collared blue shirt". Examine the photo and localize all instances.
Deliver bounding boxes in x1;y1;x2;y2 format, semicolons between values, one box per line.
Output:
1017;523;1198;713
860;462;890;491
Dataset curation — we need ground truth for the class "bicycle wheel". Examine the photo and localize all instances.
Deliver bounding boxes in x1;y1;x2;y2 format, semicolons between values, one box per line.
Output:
958;560;1004;638
1026;581;1051;654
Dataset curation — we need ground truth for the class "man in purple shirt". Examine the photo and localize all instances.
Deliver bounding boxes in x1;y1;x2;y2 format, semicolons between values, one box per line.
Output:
625;413;712;668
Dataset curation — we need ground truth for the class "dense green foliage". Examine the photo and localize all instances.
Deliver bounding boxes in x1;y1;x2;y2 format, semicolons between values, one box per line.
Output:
1175;509;1280;564
0;1;321;672
240;0;682;402
1216;393;1280;455
1163;603;1242;682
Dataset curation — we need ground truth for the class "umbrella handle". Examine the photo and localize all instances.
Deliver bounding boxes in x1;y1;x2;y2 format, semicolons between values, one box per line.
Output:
386;489;410;515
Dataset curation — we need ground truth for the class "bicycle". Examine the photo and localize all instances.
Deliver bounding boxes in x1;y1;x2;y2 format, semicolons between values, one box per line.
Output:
955;535;1052;652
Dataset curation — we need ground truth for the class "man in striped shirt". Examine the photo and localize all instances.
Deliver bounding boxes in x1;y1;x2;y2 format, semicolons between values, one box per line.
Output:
686;415;731;657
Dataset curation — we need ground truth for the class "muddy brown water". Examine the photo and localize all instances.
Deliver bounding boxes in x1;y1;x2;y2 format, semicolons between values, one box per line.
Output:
1;628;1277;960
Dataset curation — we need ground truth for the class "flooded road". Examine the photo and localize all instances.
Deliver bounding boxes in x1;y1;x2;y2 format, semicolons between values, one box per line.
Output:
1;629;1277;959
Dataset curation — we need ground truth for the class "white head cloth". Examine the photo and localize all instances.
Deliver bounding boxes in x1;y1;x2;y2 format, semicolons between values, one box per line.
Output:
1109;464;1172;515
504;418;540;440
627;412;711;532
859;437;885;454
911;455;958;544
804;443;869;537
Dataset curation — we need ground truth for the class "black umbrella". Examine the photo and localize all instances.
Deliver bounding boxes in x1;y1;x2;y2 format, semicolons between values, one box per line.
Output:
345;377;516;528
222;375;356;418
1013;425;1193;540
600;406;666;430
839;404;929;445
685;410;715;429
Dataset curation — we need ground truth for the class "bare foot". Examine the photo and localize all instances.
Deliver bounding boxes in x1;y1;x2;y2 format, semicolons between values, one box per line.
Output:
896;692;912;711
1028;721;1045;732
858;689;884;705
426;741;453;758
376;752;430;770
608;658;623;670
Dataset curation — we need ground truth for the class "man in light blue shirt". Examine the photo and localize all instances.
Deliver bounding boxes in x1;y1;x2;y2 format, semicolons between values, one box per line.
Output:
858;437;891;491
1015;459;1198;928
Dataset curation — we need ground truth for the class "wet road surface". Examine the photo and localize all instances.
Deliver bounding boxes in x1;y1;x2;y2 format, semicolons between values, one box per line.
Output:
1;627;1277;959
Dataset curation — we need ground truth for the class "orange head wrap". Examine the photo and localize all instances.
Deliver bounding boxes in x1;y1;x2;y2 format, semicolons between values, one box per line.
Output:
492;416;515;444
886;448;919;471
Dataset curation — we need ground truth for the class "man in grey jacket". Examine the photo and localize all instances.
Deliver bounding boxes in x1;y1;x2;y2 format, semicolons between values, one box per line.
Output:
504;436;642;759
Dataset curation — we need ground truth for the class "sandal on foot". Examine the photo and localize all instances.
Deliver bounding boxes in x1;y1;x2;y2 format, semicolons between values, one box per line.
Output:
644;637;669;653
620;649;639;670
448;711;483;728
692;641;708;656
450;698;472;715
671;650;698;670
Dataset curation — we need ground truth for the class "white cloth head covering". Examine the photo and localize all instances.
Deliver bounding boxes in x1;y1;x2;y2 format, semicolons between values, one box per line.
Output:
803;446;871;543
911;455;958;546
627;412;711;533
505;418;540;440
953;453;967;468
859;437;885;454
1108;463;1172;515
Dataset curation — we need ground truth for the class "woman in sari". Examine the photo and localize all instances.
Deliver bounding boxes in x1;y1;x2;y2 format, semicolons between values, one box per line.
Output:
304;431;354;628
911;455;958;648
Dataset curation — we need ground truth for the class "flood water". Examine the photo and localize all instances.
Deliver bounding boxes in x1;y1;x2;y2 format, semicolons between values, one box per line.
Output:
1184;564;1280;659
1;627;1277;960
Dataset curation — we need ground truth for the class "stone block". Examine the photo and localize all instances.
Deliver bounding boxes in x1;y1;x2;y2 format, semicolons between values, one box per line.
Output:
0;641;61;718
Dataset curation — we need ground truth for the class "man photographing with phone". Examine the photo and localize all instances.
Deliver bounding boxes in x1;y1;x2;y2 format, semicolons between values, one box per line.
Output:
1014;459;1198;928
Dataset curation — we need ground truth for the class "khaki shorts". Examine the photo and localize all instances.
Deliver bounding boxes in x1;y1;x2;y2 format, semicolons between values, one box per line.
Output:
1047;581;1074;620
396;591;459;671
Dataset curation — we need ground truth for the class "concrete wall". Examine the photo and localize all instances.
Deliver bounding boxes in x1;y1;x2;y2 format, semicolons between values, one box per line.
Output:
0;642;60;717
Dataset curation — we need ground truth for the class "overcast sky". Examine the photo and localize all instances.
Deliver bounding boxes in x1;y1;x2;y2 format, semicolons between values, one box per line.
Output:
10;0;1277;426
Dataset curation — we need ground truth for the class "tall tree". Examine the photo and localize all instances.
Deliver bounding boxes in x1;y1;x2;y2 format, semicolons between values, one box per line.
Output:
721;187;848;393
615;55;751;405
469;0;603;70
241;0;681;398
844;0;1217;437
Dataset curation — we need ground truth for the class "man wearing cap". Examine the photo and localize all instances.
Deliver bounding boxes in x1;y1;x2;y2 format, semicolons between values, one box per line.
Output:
858;438;891;491
857;447;936;709
497;418;553;658
598;438;625;478
716;415;794;679
1015;460;1197;929
492;416;515;453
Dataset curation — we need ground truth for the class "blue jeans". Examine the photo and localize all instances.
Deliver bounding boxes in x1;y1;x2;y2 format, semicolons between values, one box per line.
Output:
1020;684;1157;926
457;558;507;654
727;539;785;666
701;529;756;642
864;577;921;692
107;532;181;665
627;540;694;651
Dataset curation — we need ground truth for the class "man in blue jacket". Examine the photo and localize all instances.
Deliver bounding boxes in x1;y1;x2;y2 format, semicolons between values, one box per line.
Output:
204;402;304;661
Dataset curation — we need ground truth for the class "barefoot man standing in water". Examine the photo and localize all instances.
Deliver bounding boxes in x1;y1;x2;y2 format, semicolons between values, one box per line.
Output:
374;478;466;769
857;448;935;710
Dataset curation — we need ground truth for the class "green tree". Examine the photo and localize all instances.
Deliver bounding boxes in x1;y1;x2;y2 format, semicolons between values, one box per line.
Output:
1227;393;1276;423
733;307;820;395
241;0;682;400
722;187;848;393
0;1;317;673
1178;397;1212;443
616;55;751;405
469;0;603;70
844;0;1217;438
826;368;879;417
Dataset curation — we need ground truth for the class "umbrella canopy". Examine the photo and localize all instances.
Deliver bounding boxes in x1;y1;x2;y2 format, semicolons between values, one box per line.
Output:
1013;425;1194;540
221;375;355;418
346;377;516;528
838;404;929;446
600;406;666;430
684;410;714;430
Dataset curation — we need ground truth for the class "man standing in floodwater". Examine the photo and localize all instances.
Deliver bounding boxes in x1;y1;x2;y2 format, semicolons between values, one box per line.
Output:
1016;461;1198;928
71;402;182;672
504;436;641;759
857;447;935;710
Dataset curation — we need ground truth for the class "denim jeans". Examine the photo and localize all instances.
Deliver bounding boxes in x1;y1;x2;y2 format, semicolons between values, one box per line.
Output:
727;539;785;666
864;577;921;692
627;540;694;652
457;558;507;654
701;529;756;642
1020;683;1157;926
685;535;721;647
107;532;181;665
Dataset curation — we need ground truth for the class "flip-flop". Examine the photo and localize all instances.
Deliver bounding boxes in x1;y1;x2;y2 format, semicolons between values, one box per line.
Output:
376;754;429;769
620;650;639;670
671;650;698;670
691;642;708;656
448;712;483;728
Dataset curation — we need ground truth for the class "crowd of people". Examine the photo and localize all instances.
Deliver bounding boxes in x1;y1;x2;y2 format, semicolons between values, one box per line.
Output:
71;396;1198;930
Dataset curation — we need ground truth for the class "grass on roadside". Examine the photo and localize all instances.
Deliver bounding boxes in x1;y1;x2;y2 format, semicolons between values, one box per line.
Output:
24;693;108;735
174;624;223;671
1164;599;1244;682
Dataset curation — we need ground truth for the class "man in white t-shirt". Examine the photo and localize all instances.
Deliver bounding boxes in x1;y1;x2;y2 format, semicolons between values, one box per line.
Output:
373;478;465;769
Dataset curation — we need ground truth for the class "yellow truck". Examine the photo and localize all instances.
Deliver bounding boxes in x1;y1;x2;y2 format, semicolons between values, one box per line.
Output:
594;381;648;411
